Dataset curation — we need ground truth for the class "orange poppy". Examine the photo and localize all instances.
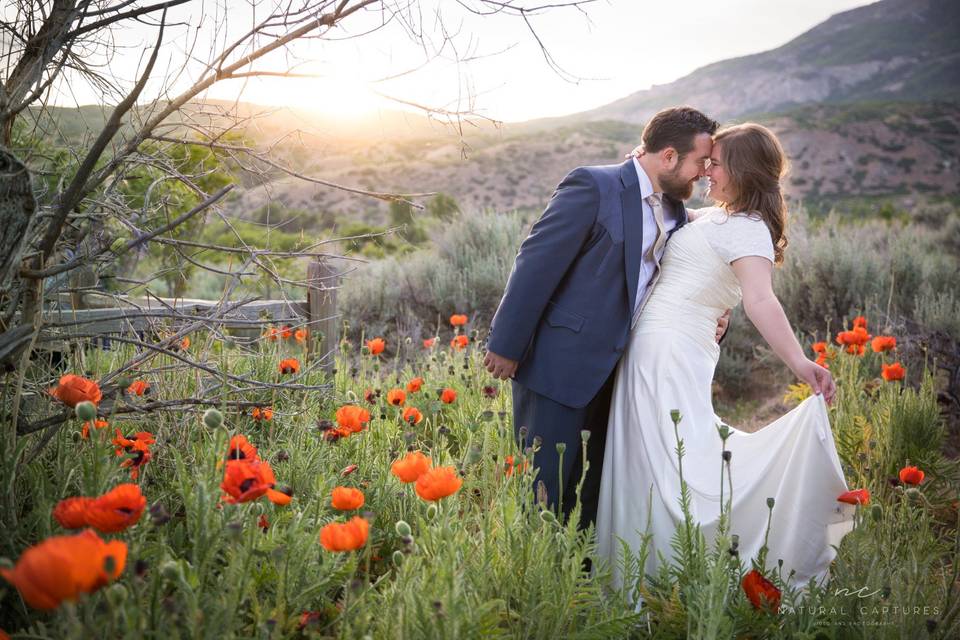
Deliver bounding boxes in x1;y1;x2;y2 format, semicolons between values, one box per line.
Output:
319;516;369;552
221;459;276;503
266;486;294;506
415;466;462;501
126;379;150;396
899;465;924;485
335;405;371;434
264;326;280;341
0;529;126;610
119;440;152;480
49;374;102;407
112;429;155;455
80;418;109;440
450;335;469;350
386;388;406;407
278;358;300;375
837;488;870;505
449;314;468;327
440;388;457;404
504;455;530;476
423;338;436;349
179;336;191;350
227;435;259;461
391;451;432;483
741;569;781;612
402;407;423;425
811;341;827;354
280;325;293;340
871;336;896;353
294;328;308;343
882;362;905;382
366;338;385;355
852;316;868;330
406;377;424;393
330;487;365;510
53;497;93;529
84;484;147;533
252;407;273;422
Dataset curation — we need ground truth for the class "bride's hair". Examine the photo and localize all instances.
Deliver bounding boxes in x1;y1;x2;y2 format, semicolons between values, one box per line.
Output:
713;123;789;265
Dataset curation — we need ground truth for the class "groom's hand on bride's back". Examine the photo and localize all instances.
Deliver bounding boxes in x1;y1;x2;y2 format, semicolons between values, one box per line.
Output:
484;350;518;380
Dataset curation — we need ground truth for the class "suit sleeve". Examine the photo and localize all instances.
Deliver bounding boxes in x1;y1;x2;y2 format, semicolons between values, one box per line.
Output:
486;167;600;361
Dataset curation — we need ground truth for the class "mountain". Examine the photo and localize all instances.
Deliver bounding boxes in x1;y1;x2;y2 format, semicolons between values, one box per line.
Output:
578;0;960;124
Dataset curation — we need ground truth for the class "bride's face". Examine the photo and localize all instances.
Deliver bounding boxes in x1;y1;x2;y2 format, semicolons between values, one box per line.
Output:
705;144;734;203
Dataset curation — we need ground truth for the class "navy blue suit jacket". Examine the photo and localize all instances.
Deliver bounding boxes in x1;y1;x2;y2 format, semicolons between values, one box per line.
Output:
487;159;688;408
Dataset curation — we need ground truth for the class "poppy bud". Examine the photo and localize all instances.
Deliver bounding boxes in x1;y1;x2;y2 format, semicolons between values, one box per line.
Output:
106;583;128;607
716;424;731;440
905;487;921;500
275;450;290;463
518;426;528;441
75;401;97;421
203;409;223;429
871;504;883;522
161;559;184;582
539;510;556;524
395;520;412;537
580;430;591;443
532;436;542;450
722;450;732;462
400;535;414;546
767;497;775;509
481;410;494;422
392;550;405;565
536;481;548;507
731;534;739;549
670;409;682;424
426;504;438;520
556;442;566;455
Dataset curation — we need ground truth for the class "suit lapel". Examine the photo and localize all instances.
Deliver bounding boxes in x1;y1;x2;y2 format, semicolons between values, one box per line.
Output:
620;161;643;313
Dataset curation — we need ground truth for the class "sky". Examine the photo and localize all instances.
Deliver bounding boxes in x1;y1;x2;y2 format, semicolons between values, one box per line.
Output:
37;0;877;123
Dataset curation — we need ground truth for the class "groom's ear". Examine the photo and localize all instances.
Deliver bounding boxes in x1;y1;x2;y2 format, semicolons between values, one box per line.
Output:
660;146;679;169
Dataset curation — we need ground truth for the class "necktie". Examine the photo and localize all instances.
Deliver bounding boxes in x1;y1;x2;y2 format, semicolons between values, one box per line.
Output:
645;192;667;267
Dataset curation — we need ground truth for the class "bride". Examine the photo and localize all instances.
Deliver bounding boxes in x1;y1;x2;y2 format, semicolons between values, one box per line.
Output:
594;123;856;599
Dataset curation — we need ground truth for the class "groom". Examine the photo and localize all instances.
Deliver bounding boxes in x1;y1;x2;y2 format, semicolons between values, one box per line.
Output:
484;106;725;528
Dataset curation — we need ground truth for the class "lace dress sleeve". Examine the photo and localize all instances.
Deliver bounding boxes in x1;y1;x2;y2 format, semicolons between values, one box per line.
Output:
703;211;775;264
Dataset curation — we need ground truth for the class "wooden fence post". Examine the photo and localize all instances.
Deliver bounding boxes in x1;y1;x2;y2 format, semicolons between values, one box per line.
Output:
306;257;339;373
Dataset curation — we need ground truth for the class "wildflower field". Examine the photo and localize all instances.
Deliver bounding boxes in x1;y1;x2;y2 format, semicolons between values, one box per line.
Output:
2;314;959;640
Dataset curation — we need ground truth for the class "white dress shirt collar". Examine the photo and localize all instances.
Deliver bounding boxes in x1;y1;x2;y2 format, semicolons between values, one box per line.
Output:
632;156;655;201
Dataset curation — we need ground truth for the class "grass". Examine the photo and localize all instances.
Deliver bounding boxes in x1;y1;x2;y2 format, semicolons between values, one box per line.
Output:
1;320;959;639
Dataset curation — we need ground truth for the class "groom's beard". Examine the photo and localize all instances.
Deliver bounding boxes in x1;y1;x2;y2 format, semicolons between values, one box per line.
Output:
660;165;696;201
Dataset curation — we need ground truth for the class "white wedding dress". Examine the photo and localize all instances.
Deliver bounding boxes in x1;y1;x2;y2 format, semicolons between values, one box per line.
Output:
595;207;856;597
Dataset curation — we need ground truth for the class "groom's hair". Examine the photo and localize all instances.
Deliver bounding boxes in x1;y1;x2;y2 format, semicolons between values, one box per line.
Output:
642;107;719;159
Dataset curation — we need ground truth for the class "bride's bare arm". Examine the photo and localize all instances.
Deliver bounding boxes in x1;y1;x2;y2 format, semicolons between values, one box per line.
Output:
731;256;836;403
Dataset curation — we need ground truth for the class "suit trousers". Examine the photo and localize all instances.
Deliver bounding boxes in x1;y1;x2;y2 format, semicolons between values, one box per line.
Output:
511;368;617;530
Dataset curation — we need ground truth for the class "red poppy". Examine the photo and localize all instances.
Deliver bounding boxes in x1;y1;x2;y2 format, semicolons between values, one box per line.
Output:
119;440;152;480
264;326;280;341
266;486;294;506
80;418;109;440
852;316;868;331
811;341;827;354
899;466;925;485
319;516;369;552
449;314;468;327
415;466;463;501
0;529;126;610
335;405;371;434
386;388;407;407
330;487;365;510
366;338;385;355
406;377;424;393
278;358;300;375
252;407;273;422
882;362;905;382
391;451;432;483
53;497;93;529
280;325;293;340
294;328;308;343
179;336;191;351
221;459;276;503
450;335;469;350
126;379;150;396
423;338;436;349
84;484;147;533
503;455;530;476
49;374;102;407
402;407;423;425
742;569;781;612
258;515;270;531
227;435;259;462
871;336;897;353
837;488;870;505
440;388;457;404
